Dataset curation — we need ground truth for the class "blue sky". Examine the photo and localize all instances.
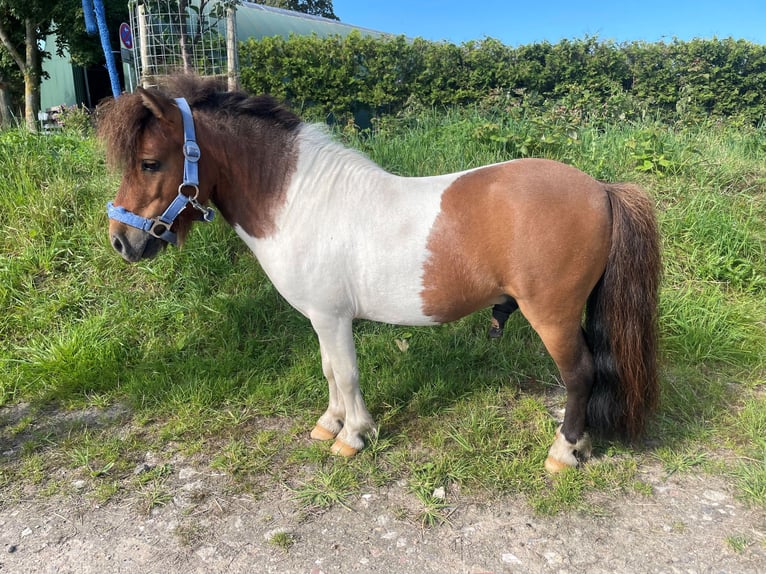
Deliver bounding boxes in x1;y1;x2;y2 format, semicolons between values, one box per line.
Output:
331;0;766;46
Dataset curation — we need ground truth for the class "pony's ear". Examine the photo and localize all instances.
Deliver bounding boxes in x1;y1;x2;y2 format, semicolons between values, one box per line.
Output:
137;87;175;122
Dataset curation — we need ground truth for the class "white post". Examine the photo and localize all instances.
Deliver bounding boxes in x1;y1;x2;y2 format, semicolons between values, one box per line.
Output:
137;3;150;88
226;5;239;91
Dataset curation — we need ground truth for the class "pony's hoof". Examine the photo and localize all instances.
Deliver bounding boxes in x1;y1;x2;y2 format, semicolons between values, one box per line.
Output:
330;439;359;457
544;455;572;474
544;425;591;473
310;424;337;441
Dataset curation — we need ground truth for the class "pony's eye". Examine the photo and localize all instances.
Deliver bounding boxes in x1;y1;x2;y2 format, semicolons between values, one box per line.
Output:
141;160;161;172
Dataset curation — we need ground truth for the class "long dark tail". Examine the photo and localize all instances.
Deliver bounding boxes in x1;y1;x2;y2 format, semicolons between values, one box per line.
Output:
585;183;662;440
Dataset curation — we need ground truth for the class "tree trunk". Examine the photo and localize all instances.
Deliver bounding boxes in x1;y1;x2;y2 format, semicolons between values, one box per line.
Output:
24;18;39;132
0;88;12;127
0;72;12;127
0;14;29;128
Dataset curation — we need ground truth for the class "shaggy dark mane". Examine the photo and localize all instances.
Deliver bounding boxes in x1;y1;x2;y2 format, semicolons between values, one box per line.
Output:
97;74;301;172
162;75;302;130
97;91;154;172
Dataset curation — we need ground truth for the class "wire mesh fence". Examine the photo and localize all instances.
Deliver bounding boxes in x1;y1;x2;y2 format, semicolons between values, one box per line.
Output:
128;0;236;88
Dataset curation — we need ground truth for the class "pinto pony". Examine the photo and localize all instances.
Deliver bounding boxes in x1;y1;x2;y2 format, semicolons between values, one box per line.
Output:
99;77;661;472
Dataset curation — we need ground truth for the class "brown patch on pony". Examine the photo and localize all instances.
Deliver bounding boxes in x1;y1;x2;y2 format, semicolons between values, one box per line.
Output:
420;159;610;323
421;159;660;441
165;76;301;238
98;75;303;239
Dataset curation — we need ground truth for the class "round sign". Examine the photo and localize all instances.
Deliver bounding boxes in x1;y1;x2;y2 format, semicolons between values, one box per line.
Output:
119;23;133;50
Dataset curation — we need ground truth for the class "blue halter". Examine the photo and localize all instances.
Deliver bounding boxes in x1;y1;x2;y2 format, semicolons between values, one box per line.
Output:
106;97;215;246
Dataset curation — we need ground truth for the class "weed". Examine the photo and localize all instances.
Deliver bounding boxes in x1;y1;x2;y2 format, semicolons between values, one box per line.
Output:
175;522;206;547
655;448;710;477
726;534;752;553
529;468;588;515
268;530;295;551
18;454;47;485
92;480;120;504
137;481;173;514
210;431;287;478
132;464;174;513
292;465;358;510
416;496;453;528
625;129;675;175
134;463;173;486
671;521;686;533
632;481;654;496
734;457;766;507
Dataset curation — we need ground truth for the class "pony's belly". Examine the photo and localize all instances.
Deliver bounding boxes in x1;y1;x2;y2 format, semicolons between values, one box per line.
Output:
234;224;440;326
353;282;441;326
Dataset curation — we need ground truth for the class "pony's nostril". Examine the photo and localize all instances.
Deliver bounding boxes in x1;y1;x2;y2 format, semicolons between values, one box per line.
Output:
111;234;124;254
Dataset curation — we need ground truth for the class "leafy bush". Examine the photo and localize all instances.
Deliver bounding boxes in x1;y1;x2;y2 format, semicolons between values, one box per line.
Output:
239;34;766;125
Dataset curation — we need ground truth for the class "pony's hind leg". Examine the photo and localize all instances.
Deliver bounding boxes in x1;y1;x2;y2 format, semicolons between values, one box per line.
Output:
522;310;595;472
488;297;519;339
310;314;376;456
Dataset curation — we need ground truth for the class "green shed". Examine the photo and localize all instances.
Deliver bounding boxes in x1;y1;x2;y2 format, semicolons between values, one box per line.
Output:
41;1;383;111
235;2;383;40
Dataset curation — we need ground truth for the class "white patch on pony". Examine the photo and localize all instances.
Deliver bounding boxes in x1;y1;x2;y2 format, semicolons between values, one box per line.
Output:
235;124;465;326
230;126;524;458
544;425;592;473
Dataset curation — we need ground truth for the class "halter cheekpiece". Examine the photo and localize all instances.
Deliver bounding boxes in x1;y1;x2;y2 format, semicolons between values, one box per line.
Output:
106;97;215;245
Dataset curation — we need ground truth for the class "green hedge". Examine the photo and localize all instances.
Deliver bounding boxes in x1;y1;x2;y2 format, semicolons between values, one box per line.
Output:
238;33;766;123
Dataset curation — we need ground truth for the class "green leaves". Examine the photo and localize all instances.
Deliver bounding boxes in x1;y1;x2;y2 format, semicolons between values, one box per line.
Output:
239;35;766;125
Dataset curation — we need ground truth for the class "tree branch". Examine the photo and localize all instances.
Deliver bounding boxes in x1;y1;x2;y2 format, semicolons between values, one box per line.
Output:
0;16;25;72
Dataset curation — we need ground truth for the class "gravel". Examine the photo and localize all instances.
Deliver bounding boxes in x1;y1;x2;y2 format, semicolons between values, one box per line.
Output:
1;461;765;574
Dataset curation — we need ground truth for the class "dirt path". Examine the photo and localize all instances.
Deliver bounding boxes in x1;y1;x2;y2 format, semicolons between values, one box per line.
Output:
1;458;764;574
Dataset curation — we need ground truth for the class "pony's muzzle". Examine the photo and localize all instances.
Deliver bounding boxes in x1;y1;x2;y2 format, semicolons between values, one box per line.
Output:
110;225;163;262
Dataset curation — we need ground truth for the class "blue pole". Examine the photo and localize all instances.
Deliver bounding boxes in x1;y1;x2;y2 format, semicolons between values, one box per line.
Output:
83;0;122;98
82;0;97;34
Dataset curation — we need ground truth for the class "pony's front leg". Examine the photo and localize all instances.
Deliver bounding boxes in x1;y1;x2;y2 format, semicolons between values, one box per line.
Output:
310;344;346;441
310;315;376;456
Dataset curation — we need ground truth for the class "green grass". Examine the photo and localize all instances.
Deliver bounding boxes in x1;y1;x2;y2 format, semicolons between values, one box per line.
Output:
1;108;765;518
268;530;295;552
726;534;753;554
291;464;359;510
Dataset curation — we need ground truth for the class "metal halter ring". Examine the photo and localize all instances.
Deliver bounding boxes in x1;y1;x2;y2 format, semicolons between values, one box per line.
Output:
179;183;200;199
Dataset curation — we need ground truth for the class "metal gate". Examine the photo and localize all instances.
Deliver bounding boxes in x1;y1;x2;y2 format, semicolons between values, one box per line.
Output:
127;0;238;89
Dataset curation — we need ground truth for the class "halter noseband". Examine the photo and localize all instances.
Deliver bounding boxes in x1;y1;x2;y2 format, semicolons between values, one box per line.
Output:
106;97;215;246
